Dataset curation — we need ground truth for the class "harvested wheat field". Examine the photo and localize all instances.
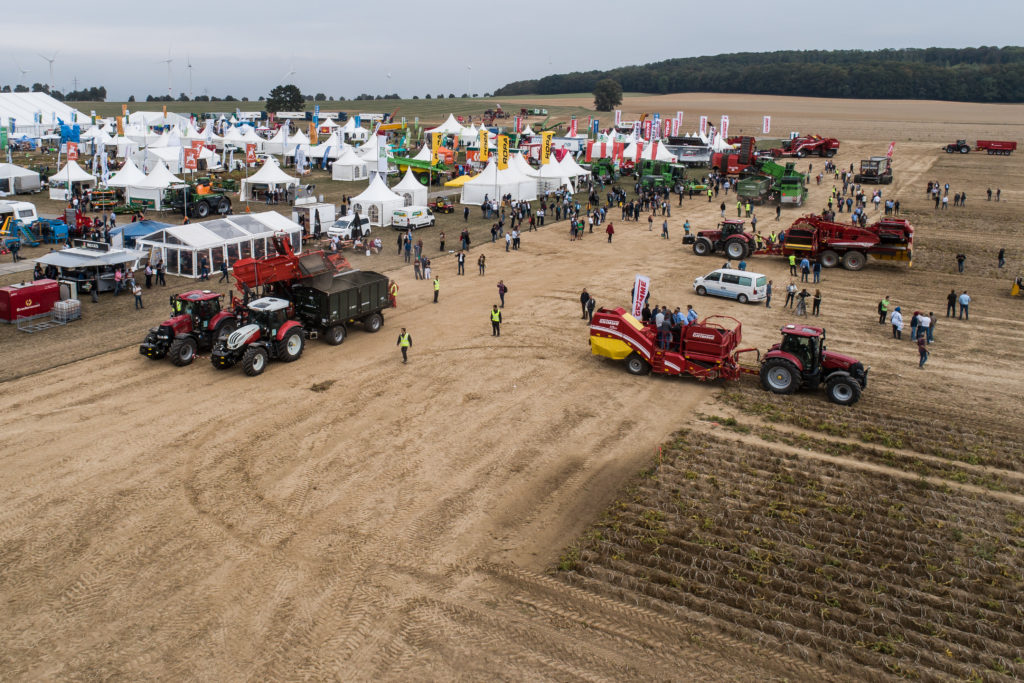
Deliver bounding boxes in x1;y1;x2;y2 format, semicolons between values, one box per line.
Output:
2;94;1023;680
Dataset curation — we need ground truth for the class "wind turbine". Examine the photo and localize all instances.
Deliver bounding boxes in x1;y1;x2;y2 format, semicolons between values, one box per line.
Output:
159;49;174;98
37;52;58;93
282;63;296;84
186;54;194;99
467;65;472;97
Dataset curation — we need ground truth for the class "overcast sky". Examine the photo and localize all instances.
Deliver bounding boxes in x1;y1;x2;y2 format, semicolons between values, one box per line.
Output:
5;1;1022;101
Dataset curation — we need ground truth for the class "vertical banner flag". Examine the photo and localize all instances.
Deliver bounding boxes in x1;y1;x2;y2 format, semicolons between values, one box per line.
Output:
676;110;684;130
497;134;510;169
632;121;640;140
887;141;896;158
672;118;680;137
312;105;320;145
641;120;652;141
0;128;7;152
191;140;204;153
479;129;489;161
720;115;729;139
585;141;594;163
631;275;650;319
592;119;599;136
763;116;771;135
245;143;256;165
612;141;624;162
117;115;124;137
183;148;198;171
431;132;441;165
377;134;388;174
162;105;167;119
569;116;577;137
652;114;660;140
635;142;643;164
614;109;622;127
664;119;672;138
699;115;708;137
540;131;553;165
66;142;78;160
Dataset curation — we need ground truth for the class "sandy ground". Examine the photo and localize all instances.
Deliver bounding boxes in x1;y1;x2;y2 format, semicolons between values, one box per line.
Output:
1;94;1023;679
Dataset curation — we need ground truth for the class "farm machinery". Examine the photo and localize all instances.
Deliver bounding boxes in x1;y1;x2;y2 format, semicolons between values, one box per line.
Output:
162;183;232;219
429;196;456;213
943;139;1016;155
210;297;305;376
757;160;808;206
139;290;238;366
711;136;757;175
770;135;840;158
853;156;892;184
589;309;867;405
231;233;351;298
692;220;759;259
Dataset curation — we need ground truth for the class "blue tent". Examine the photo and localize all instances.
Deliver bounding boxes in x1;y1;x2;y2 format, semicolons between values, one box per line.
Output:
110;220;171;248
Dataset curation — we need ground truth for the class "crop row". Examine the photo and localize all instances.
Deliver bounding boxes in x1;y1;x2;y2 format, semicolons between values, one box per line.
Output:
559;430;1024;680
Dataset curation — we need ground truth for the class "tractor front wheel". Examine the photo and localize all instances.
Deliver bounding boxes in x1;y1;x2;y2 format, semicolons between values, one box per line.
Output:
278;328;305;362
826;375;862;406
169;337;198;366
692;237;713;256
819;250;840;268
842;251;866;271
625;352;650;376
242;346;268;376
760;358;799;395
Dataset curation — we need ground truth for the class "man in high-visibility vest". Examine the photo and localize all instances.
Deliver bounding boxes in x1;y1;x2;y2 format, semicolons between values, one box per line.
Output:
490;305;502;337
788;253;797;276
433;276;440;303
388;280;399;308
396;327;412;364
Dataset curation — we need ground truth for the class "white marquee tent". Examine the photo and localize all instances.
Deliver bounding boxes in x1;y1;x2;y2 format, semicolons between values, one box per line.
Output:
350;174;403;226
459;159;537;205
536;156;575;194
391;168;428;207
104;157;148;188
239;159;300;201
136;212;303;278
338;118;368;141
127;160;184;210
330;146;369;181
622;141;678;163
49;160;97;200
425;114;464;136
0;163;41;193
0;92;86;134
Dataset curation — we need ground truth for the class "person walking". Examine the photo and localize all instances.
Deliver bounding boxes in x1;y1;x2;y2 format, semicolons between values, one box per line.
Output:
958;291;970;320
218;260;230;283
890;306;904;339
878;295;889;324
388;280;399;308
765;280;772;308
812;260;821;283
785;281;797;308
917;333;929;368
606;222;614;242
661;220;669;239
812;289;821;316
497;280;508;308
132;282;144;309
9;239;20;262
580;288;591;319
946;289;957;317
998;247;1005;269
956;253;966;273
586;295;596;322
432;276;440;303
396;327;412;364
490;305;502;336
463;206;470;222
788;253;797;276
457;250;466;275
478;254;486;275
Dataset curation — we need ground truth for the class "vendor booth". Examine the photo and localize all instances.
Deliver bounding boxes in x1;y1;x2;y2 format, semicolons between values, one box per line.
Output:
48;161;98;201
331;147;369;181
459;159;537;205
392;168;428;207
34;240;148;293
0;163;41;194
350;174;403;226
239;160;300;202
136;212;303;278
128;160;183;210
109;220;171;248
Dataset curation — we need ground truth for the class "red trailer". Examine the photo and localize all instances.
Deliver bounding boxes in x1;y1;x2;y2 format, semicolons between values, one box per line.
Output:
759;214;914;271
770;135;840;158
975;140;1016;155
0;279;60;323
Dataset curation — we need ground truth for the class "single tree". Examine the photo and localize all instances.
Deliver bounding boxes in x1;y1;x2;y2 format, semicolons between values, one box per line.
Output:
266;84;304;112
592;79;623;111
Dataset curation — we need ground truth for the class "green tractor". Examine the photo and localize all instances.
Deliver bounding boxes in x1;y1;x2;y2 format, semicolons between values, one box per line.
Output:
589;159;619;183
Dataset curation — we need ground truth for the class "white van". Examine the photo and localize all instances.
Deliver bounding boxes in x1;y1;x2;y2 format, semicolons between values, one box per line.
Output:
392;206;435;230
693;268;768;304
327;214;372;240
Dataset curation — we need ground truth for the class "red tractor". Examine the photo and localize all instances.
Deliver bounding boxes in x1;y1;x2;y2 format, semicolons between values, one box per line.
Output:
692;219;758;259
771;135;840;158
589;309;867;405
139;290;238;366
210;297;305;376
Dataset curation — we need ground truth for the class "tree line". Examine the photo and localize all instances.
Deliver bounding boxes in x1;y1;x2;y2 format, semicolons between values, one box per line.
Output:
494;47;1024;103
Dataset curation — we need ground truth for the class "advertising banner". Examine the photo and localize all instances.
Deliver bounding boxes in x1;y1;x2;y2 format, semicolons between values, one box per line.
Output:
539;131;552;165
720;115;729;139
66;142;79;160
183;148;198;170
699;115;708;137
631;275;650;319
245;143;256;165
479;129;489;161
763;115;771;135
498;134;510;169
614;109;621;127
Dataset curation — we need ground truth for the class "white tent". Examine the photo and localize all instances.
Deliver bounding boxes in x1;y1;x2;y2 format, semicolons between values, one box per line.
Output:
0;92;86;135
459;159;537;206
330;146;369;181
355;135;388;161
126;160;184;210
350;174;403;226
0;163;41;193
391;168;428;207
104;157;148;188
310;132;351;164
521;124;536;136
239;159;300;201
458;123;478;143
49;160;97;200
128;110;190;129
557;153;591;178
136;212;303;279
425;114;464;135
139;160;183;189
536;156;575;194
263;127;289;155
338;117;369;141
318;117;339;132
510;152;539;178
287;129;310;146
180;121;203;140
622;141;678;163
411;144;432;162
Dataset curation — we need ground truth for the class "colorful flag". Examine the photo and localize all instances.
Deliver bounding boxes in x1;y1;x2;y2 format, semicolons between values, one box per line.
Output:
631;275;650;319
763;115;771;135
887;142;896;158
614;110;622;127
479;129;489;161
720;115;729;139
497;134;510;169
699;116;708;137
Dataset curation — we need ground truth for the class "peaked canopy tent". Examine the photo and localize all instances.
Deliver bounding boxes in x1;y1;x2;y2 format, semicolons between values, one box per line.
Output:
239;159;300;202
425;114;464;136
622;141;679;163
136;212;303;278
310;132;352;164
127;160;184;210
536;156;575;194
350;174;403;226
338;117;369;141
49;160;97;200
330;147;369;181
263;127;289;155
0;163;41;194
392;168;428;206
459;159;537;206
104;157;148;189
556;153;591;178
127;111;190;130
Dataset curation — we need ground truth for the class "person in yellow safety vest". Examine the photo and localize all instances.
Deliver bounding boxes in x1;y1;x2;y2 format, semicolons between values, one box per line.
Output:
789;253;797;276
769;231;777;245
745;202;752;217
388;280;399;308
396;327;412;364
490;305;502;337
432;276;440;303
707;188;712;202
736;200;742;217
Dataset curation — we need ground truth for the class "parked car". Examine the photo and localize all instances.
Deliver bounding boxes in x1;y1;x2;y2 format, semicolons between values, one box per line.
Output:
693;268;768;304
327;214;372;240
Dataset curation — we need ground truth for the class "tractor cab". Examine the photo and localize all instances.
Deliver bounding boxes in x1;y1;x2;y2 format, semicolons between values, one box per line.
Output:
247;297;291;336
719;220;746;238
169;290;222;328
778;324;825;378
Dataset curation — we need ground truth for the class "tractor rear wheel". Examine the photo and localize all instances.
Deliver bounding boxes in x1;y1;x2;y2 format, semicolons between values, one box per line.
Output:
760;358;799;395
218;197;231;214
325;324;346;346
692;237;713;256
242;346;268;376
819;250;840;268
826;375;862;406
278;328;304;362
842;251;866;271
169;337;198;366
959;146;969;154
195;201;210;218
625;352;650;376
363;313;383;333
725;239;747;260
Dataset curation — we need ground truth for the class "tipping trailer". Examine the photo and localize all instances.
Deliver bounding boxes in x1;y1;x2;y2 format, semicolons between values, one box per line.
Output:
768;214;914;270
290;270;392;345
232;233;350;296
975;140;1016;155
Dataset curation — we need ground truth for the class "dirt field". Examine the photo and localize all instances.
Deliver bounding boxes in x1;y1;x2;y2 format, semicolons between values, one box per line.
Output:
2;94;1023;680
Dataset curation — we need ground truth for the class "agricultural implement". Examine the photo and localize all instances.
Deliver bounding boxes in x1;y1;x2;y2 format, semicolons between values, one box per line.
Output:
772;214;913;270
139;290;238;366
162;183;232;219
429;196;456;213
232;233;350;297
943;139;1016;155
589;309;867;405
771;135;840;158
210;297;304;376
711;136;757;175
853;156;892;184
